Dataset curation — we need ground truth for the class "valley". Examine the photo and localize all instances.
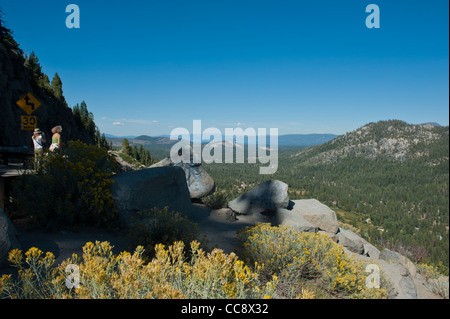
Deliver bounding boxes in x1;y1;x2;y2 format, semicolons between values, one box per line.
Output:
129;120;449;272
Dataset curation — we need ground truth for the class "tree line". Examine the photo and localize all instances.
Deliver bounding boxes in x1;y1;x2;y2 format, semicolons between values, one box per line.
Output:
72;101;110;149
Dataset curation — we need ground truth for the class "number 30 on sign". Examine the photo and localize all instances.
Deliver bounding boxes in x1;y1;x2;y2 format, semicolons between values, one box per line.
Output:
21;116;37;130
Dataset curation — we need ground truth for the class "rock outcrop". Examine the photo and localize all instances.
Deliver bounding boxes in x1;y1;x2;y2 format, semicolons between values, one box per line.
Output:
0;208;20;267
379;248;417;278
336;228;366;255
150;157;215;199
377;248;418;298
111;166;193;226
275;208;318;233
286;199;340;234
334;227;442;299
228;180;289;215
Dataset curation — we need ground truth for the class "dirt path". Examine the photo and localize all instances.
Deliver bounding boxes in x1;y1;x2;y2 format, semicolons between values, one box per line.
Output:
0;204;256;277
193;205;270;255
12;225;130;265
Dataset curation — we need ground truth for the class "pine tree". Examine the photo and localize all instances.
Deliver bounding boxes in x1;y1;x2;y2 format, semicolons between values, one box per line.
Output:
132;145;139;161
121;138;132;155
95;129;101;146
51;72;63;99
38;74;51;91
79;101;89;121
100;133;109;150
73;103;83;129
135;145;154;166
25;51;43;80
138;144;145;162
44;74;50;84
86;115;96;142
77;101;96;141
72;101;99;143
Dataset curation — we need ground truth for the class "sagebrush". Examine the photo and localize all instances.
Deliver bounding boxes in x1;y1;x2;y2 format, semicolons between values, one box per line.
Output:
10;140;119;229
0;241;277;299
237;223;393;299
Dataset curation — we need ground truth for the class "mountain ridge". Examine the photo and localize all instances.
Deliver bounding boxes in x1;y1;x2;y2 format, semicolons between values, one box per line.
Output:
106;133;339;148
294;120;449;165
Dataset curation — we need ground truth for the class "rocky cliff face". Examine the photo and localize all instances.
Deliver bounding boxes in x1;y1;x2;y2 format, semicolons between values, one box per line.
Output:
0;40;91;148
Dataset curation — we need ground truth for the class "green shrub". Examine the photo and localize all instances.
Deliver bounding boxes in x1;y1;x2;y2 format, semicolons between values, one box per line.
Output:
10;140;120;229
202;188;231;209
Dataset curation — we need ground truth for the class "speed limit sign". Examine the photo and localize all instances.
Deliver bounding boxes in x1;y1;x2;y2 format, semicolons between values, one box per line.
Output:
21;116;38;130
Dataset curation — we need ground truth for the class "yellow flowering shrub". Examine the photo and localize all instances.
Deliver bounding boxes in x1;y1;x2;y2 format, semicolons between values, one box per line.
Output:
10;140;119;229
0;247;67;299
295;289;316;299
0;241;277;299
0;227;398;299
237;224;391;299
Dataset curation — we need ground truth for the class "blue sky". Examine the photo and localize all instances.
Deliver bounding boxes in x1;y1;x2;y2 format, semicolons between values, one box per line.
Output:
2;0;448;136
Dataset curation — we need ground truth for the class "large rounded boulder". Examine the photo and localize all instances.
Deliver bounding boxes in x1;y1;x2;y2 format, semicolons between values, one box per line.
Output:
151;157;215;200
111;166;193;226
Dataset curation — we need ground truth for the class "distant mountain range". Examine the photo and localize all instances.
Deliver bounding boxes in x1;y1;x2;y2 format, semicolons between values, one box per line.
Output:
106;133;339;148
106;135;177;149
106;121;446;154
106;122;444;149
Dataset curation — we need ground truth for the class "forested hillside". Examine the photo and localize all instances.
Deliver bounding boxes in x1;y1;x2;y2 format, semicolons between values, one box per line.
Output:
201;120;449;271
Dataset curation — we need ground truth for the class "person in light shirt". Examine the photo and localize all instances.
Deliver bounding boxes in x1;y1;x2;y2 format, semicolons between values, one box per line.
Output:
32;128;45;169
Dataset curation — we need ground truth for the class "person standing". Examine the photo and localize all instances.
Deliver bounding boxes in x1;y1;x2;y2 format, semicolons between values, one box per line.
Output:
50;125;62;152
32;128;45;169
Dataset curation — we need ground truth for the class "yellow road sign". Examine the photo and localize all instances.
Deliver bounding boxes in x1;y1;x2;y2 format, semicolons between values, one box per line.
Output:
16;93;42;115
21;116;37;130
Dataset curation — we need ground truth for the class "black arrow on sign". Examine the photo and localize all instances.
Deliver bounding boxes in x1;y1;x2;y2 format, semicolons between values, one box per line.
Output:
24;96;35;110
